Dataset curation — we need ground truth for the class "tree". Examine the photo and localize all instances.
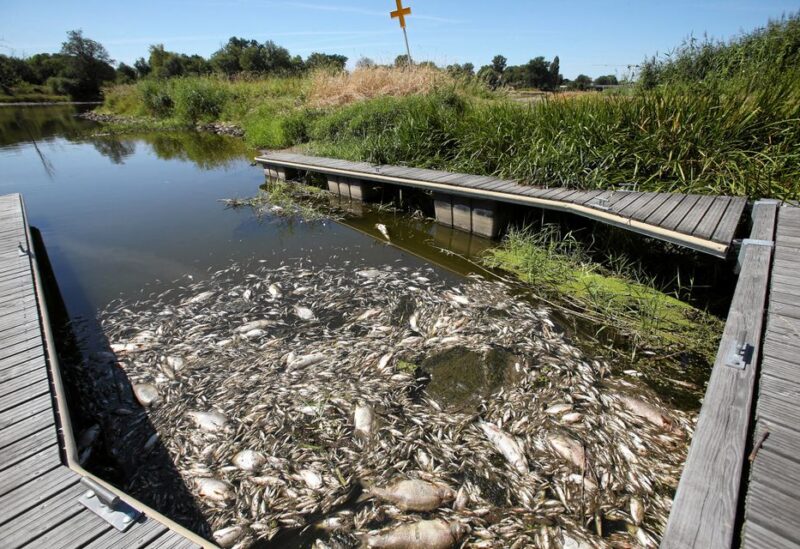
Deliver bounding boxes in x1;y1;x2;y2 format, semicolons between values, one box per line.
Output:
548;56;561;89
446;63;475;77
306;52;347;72
491;55;507;74
394;54;411;68
572;74;593;90
356;57;376;69
594;74;618;85
116;62;137;84
0;55;21;93
59;30;115;98
133;57;151;78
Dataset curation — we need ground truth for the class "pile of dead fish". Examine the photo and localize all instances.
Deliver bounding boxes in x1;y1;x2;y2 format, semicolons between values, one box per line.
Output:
93;261;693;548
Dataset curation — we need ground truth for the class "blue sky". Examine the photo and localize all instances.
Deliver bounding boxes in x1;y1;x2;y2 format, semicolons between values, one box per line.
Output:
1;1;797;78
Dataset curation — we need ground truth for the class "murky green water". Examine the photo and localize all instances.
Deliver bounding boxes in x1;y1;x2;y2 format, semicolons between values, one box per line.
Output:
0;105;494;323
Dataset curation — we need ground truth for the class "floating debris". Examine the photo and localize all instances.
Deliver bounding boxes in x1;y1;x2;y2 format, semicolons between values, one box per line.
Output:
92;261;693;547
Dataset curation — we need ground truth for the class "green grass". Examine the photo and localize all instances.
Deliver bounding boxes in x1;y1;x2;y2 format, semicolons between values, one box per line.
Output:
483;225;724;368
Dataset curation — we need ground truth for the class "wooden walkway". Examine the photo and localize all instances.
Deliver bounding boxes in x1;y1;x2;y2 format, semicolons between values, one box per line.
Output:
255;151;748;258
663;202;800;548
0;194;208;548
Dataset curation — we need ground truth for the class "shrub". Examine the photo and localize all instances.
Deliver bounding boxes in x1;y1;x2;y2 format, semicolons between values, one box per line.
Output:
137;79;174;117
172;78;229;123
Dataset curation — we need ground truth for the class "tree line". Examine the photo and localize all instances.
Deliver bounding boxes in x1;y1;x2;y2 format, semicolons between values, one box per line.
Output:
1;30;621;101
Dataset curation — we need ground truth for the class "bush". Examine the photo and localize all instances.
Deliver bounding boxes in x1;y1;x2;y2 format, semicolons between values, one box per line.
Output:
137;79;174;117
172;78;229;123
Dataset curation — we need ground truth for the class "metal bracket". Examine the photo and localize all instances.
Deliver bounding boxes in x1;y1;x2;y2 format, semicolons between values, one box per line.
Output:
725;328;754;370
79;477;142;531
591;193;613;211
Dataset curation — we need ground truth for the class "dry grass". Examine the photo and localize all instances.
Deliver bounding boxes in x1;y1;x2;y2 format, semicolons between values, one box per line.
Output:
307;66;455;108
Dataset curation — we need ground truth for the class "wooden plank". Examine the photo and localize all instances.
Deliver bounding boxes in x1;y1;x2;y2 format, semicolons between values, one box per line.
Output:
673;194;715;235
0;348;45;373
0;336;44;364
750;447;800;499
617;191;659;218
661;194;702;231
712;197;747;243
32;508;114;549
3;483;90;548
0;466;78;525
662;201;776;549
608;191;642;214
0;427;57;470
0;444;61;496
83;517;169;549
0;378;50;412
0;392;51;430
0;367;48;398
144;532;201;548
0;408;54;450
693;196;731;239
758;389;800;430
744;520;800;549
745;482;800;545
627;192;672;222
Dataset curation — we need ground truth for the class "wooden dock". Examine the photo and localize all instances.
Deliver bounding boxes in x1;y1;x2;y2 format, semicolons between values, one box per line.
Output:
0;194;209;548
663;201;800;548
255;151;748;258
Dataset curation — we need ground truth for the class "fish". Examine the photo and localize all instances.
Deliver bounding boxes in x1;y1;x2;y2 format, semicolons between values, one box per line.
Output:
294;306;316;320
268;283;282;298
184;291;214;305
213;526;244;548
287;353;326;370
375;223;390;241
354;404;374;438
132;383;160;407
196;478;234;501
478;421;529;474
236;320;272;333
187;410;229;433
630;496;645;525
362;519;466;549
620;395;673;429
367;479;455;512
232;450;266;472
548;434;586;469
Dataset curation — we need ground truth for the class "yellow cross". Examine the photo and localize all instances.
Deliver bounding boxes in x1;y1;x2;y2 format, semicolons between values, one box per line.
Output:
390;0;411;28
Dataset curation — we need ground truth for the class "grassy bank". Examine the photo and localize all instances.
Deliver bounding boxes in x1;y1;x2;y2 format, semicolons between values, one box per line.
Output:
97;13;800;200
1;84;70;103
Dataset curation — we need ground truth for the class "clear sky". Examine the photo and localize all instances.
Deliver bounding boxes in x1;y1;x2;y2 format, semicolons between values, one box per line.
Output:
1;0;797;78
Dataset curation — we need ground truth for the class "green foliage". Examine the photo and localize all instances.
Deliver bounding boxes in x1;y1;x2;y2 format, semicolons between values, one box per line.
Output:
305;53;347;72
137;79;174;117
59;30;116;99
171;78;229;123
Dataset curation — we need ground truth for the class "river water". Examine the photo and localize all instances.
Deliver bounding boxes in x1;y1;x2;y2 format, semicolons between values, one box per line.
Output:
0;105;693;548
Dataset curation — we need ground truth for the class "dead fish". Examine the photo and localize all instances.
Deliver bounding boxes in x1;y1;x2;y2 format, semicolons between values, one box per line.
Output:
354;404;374;438
188;410;229;432
287;353;326;370
233;450;266;472
299;469;324;490
562;534;593;549
268;283;282;298
165;355;185;373
363;519;465;549
196;478;234;501
213;525;244;548
561;412;583;424
548;434;586;469
630;496;645;525
545;403;572;415
357;269;383;279
368;479;455;512
184;291;214;305
133;383;160;407
375;223;390;241
295;306;316;320
236;320;272;333
77;424;100;464
453;486;469;510
620;395;672;429
478;421;529;474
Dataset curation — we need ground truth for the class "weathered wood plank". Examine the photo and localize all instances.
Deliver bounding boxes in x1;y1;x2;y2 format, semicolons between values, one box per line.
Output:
32;508;114;549
0;427;57;470
743;520;800;549
0;378;50;412
745;482;800;545
3;483;89;548
0;444;61;496
0;392;51;429
662;194;702;231
662;201;777;549
712;197;747;244
0;408;54;450
0;466;78;525
83;517;169;549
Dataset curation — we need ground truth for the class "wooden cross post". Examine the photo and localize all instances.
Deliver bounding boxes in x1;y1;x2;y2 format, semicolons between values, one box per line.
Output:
390;0;413;65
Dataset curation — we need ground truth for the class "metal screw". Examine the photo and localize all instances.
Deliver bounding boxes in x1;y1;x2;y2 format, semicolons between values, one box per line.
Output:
85;490;95;499
122;515;133;525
